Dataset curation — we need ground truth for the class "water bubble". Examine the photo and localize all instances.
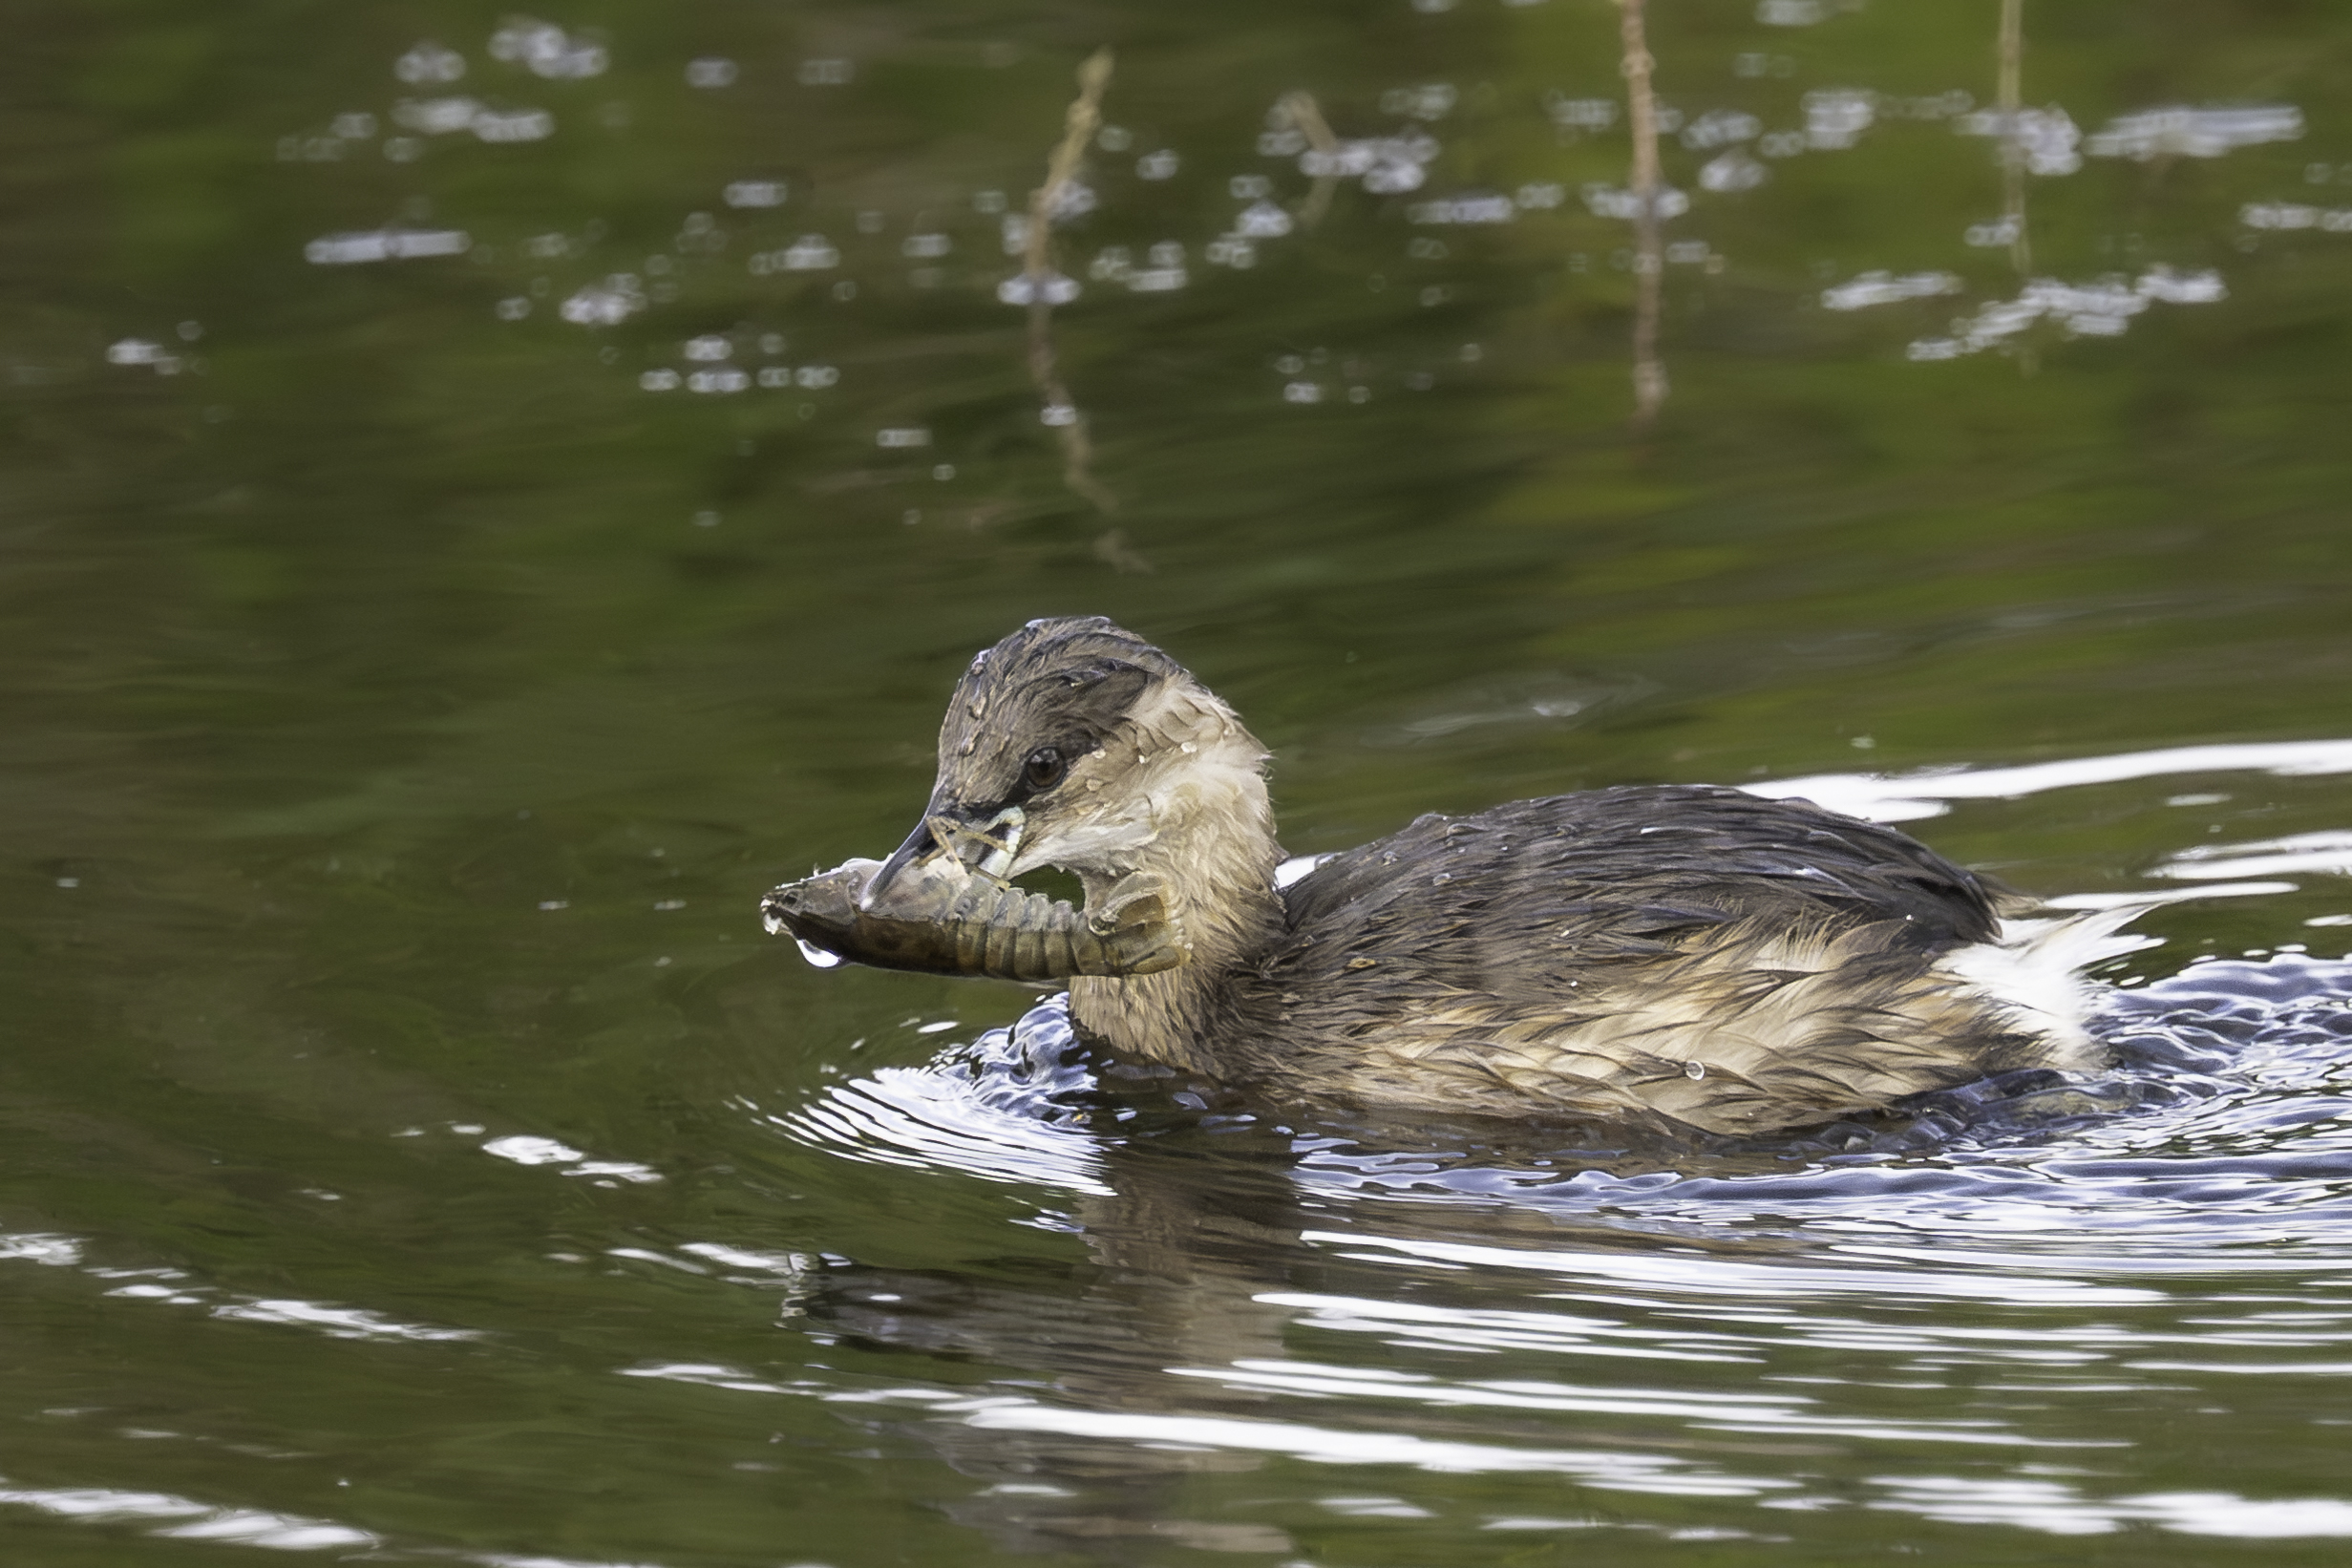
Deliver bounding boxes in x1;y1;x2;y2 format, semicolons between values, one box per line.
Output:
1682;110;1760;151
1701;150;1769;192
394;41;466;84
1233;201;1293;238
472;108;553;143
495;297;531;320
1580;184;1688;221
2087;104;2302;162
1544;95;1617;132
1820;270;1963;310
104;338;181;374
797;58;854;86
997;271;1080;306
901;232;950;258
640;369;681;391
305;228;472;265
490;19;606;79
1409;193;1515;225
1135;149;1180;180
1229;174;1272;200
2136;265;2226;305
1282;381;1322;404
794;365;838;389
1205;236;1257;268
780;235;839;270
559;275;646;325
876;428;931;449
1955;106;2083;177
1380;84;1457;120
682;335;731;361
724;180;788;208
1040;403;1078;427
686;57;738;89
392;96;483;136
1098;124;1133;151
1803;89;1877;151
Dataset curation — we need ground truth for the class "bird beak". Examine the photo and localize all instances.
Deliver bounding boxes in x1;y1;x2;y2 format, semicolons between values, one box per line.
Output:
859;800;1027;911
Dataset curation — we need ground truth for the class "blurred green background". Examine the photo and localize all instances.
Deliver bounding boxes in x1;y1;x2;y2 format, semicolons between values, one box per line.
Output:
4;0;2352;1562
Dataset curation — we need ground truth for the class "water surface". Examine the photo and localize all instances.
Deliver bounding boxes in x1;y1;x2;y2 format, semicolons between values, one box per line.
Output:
7;1;2352;1562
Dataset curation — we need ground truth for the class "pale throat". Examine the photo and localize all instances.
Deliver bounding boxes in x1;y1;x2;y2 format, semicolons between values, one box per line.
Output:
1091;724;1281;933
1056;705;1286;1069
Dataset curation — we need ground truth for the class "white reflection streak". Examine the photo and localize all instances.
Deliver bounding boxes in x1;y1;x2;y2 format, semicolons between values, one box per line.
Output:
2126;1359;2352;1375
211;1299;477;1342
2156;831;2352;881
480;1134;661;1183
1256;1290;1759;1363
2;1229;479;1345
0;1477;377;1550
618;1360;1789;1492
1748;739;2352;824
1305;1231;2161;1305
0;1233;83;1265
778;1071;1112;1195
1872;1474;2352;1538
955;1400;1793;1494
1176;1357;1791;1420
1172;1361;2100;1448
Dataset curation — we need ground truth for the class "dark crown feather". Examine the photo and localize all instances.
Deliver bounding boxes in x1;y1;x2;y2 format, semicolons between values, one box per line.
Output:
934;618;1185;802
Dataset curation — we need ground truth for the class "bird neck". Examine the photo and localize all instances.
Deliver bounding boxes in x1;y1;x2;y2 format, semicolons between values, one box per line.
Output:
1066;724;1284;1073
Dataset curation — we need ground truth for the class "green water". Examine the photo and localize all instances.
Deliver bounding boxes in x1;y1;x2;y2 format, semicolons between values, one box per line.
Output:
8;1;2352;1562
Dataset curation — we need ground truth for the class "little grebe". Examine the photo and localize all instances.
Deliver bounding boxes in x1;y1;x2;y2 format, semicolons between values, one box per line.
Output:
764;617;2130;1135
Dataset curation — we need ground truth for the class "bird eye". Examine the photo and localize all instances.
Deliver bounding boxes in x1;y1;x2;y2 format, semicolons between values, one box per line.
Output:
1022;746;1069;793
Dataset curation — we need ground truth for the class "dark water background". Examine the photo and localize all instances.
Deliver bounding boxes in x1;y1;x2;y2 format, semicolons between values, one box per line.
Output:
8;1;2352;1562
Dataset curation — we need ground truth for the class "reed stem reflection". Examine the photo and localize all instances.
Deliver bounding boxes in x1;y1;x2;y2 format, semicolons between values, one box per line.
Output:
1024;48;1119;515
1619;0;1667;428
1276;91;1343;229
1997;0;2031;274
